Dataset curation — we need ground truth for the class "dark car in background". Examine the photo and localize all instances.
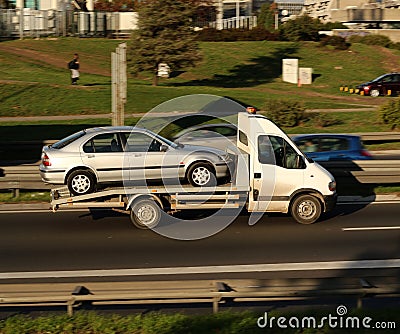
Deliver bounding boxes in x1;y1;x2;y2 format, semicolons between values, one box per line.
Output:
356;73;400;97
292;134;372;162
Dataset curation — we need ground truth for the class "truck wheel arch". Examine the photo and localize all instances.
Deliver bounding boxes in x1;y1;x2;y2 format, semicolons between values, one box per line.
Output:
289;189;326;211
127;194;164;210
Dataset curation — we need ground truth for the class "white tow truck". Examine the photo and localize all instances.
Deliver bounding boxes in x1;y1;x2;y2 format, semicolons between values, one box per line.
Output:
50;110;337;227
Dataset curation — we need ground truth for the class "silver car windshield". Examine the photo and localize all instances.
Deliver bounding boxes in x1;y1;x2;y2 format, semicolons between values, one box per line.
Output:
52;130;86;149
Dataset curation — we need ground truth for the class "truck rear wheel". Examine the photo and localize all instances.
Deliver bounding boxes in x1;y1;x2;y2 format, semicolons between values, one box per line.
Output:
130;198;161;229
290;194;321;225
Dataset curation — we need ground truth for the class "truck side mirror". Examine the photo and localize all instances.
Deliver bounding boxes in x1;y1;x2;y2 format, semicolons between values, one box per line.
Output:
160;144;169;152
296;155;306;169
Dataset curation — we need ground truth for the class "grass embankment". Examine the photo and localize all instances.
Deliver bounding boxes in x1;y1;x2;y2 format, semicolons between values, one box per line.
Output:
0;38;399;116
0;309;398;334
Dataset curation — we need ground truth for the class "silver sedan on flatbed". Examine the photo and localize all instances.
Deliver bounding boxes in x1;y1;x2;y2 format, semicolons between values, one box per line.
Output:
40;126;232;196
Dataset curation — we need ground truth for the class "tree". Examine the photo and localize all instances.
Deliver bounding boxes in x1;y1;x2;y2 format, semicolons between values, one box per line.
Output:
94;0;138;12
279;15;323;42
257;2;275;31
128;0;205;86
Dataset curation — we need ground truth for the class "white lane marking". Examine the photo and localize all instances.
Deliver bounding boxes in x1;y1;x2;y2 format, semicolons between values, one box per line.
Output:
343;226;400;231
338;201;400;205
1;259;399;280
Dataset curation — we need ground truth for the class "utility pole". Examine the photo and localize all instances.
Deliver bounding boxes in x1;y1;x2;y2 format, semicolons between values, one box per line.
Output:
111;43;127;126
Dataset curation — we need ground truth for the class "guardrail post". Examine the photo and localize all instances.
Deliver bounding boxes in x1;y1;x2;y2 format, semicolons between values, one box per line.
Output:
212;296;219;313
12;188;20;198
67;298;75;316
357;296;363;309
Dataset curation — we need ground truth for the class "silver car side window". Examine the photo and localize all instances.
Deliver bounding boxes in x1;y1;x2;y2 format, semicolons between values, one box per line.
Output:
122;132;160;152
83;133;121;153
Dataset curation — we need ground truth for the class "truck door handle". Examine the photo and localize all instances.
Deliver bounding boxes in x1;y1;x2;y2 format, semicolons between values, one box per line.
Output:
254;173;261;179
87;154;95;158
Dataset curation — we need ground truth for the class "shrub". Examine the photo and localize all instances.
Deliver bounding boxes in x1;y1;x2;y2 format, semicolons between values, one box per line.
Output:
279;15;322;42
312;113;343;127
348;34;393;48
263;100;306;127
196;27;279;42
379;99;400;130
319;35;350;50
360;34;393;47
390;42;400;50
347;35;364;43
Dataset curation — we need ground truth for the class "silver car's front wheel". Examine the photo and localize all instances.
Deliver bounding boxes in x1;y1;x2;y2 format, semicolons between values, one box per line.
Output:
187;162;216;187
67;170;95;196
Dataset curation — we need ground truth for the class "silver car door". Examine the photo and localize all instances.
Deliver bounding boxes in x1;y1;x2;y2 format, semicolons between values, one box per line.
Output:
122;131;184;184
81;132;124;182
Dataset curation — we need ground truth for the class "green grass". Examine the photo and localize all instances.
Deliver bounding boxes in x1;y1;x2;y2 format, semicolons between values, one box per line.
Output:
1;38;399;116
0;309;398;334
0;191;50;202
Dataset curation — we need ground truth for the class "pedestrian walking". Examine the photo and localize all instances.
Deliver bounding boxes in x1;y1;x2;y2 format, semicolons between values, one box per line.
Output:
68;53;80;85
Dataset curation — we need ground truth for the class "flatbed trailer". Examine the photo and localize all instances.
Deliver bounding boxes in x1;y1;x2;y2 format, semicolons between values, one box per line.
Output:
51;183;250;228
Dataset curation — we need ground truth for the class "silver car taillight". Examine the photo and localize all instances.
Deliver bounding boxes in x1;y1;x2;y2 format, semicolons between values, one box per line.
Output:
42;153;51;166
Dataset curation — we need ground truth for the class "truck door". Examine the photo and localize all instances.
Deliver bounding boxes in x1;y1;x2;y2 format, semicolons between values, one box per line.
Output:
253;134;306;212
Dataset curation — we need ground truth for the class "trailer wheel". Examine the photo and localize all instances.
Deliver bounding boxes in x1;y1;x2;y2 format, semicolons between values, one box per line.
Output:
290;194;321;225
187;162;216;187
130;199;161;229
67;170;95;196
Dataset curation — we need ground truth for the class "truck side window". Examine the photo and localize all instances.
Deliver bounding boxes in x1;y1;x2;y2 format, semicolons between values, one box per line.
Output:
239;130;248;146
258;135;274;164
260;135;303;169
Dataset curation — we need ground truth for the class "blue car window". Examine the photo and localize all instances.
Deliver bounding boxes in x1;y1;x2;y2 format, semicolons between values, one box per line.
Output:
320;138;349;151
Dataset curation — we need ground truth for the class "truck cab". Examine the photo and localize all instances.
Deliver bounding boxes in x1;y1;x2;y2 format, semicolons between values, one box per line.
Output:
237;111;337;224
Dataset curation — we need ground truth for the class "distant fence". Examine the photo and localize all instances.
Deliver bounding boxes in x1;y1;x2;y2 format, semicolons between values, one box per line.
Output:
0;9;257;39
0;9;138;38
208;16;257;30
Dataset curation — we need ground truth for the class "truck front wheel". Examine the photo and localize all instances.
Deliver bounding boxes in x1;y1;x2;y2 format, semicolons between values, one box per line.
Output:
290;195;321;225
130;199;161;229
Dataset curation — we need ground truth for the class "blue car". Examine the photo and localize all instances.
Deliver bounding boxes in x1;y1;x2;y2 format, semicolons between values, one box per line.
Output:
292;134;373;161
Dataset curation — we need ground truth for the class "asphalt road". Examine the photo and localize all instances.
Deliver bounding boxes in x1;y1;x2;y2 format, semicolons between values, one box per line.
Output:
0;202;399;281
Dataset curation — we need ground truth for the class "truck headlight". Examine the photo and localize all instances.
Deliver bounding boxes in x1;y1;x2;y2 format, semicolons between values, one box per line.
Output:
329;181;336;192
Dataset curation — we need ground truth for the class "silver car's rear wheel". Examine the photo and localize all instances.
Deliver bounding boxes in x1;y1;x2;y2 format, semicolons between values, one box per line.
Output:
187;162;216;187
67;170;95;196
370;89;380;97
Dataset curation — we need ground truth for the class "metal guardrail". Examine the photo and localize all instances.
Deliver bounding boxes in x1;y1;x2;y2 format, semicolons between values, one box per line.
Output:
319;160;400;183
1;160;400;195
1;277;399;315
